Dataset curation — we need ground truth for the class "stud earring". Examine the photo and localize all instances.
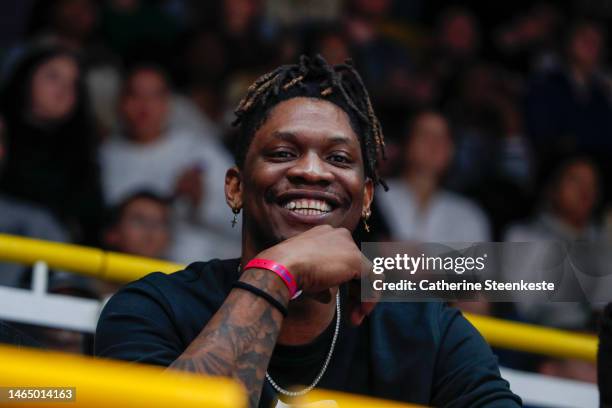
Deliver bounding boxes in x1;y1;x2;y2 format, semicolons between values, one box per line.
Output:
231;207;241;228
362;209;371;233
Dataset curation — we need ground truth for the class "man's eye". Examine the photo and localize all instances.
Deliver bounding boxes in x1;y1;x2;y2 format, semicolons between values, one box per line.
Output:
329;154;351;164
269;150;296;159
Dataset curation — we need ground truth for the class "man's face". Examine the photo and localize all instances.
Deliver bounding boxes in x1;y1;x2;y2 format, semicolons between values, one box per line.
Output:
106;198;171;258
120;69;169;144
234;97;373;246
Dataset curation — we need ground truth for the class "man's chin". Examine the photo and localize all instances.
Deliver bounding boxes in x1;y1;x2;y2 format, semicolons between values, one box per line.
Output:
269;222;327;244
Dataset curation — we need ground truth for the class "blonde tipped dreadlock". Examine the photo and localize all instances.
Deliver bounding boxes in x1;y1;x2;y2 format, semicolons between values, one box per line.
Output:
232;55;388;190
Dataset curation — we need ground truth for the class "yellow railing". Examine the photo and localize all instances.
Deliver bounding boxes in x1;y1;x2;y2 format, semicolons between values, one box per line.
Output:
0;233;182;283
0;343;424;407
297;390;424;407
0;344;246;408
465;313;597;362
0;233;599;362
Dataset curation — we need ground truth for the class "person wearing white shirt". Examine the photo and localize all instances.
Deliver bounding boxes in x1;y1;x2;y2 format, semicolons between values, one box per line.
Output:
503;157;604;329
100;64;239;248
377;110;490;243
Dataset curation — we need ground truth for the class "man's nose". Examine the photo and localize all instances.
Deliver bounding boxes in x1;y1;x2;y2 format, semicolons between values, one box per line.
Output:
286;151;334;185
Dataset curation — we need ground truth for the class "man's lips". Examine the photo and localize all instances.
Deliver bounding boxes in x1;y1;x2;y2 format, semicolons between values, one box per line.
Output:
278;204;334;224
276;190;342;208
275;190;343;223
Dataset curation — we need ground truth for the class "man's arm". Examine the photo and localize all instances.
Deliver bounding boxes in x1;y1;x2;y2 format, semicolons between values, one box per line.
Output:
97;226;369;407
168;268;289;407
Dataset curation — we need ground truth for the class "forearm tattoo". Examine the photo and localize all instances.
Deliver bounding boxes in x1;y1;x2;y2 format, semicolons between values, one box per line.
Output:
168;269;288;407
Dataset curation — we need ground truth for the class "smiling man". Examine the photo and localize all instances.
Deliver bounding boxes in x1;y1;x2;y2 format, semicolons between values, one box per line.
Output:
95;56;521;408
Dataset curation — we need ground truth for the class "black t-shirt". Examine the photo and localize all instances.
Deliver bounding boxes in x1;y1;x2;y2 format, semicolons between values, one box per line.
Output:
95;259;521;407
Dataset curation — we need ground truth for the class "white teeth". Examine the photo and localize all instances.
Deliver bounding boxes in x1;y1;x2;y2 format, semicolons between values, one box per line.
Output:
283;198;332;213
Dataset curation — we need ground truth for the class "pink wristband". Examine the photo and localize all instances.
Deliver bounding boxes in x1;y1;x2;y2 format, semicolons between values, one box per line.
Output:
244;258;300;299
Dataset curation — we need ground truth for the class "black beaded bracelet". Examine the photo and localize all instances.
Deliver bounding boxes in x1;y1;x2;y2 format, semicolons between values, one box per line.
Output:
232;281;288;317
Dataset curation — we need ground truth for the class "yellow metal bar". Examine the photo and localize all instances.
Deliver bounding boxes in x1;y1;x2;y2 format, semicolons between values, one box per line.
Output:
0;234;104;277
465;313;598;362
0;233;183;283
0;344;245;408
0;233;600;362
296;389;424;407
103;252;183;282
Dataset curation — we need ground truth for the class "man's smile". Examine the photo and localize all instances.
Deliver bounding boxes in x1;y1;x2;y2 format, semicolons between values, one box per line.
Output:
275;189;343;224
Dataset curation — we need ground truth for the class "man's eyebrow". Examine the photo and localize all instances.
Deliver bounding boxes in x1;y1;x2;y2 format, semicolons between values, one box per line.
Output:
270;131;298;142
328;135;352;145
271;131;354;146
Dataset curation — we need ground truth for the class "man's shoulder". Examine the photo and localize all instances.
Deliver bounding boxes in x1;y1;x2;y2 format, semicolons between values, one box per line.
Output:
118;258;240;307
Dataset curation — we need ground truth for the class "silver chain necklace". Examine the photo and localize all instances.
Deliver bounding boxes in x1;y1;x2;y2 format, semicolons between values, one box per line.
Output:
266;290;341;397
237;262;341;396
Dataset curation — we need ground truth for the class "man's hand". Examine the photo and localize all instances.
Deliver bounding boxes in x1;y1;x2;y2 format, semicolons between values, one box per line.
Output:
256;225;377;325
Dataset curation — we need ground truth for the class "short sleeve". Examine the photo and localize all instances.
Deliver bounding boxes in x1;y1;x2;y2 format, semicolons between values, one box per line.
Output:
431;305;522;407
94;277;184;367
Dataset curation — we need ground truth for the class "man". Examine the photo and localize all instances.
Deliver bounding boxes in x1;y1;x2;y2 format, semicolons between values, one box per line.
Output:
99;63;238;241
377;110;490;242
95;56;520;407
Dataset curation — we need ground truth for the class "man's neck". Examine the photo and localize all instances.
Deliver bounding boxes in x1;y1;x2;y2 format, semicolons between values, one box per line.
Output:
277;290;338;345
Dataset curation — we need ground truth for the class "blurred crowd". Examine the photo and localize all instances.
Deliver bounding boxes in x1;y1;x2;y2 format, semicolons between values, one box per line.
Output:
0;0;611;384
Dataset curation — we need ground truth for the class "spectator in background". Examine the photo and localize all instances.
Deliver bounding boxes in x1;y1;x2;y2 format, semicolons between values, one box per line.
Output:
99;0;180;60
376;110;490;242
100;191;172;297
100;64;238;243
343;0;417;104
0;116;68;287
103;191;171;260
494;3;561;76
215;0;275;72
525;21;612;160
432;7;481;106
443;63;533;239
8;0;123;140
24;0;99;52
308;27;351;66
504;157;603;329
0;46;104;245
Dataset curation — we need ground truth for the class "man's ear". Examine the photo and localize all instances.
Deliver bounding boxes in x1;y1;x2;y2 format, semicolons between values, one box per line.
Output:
225;166;243;210
362;178;374;214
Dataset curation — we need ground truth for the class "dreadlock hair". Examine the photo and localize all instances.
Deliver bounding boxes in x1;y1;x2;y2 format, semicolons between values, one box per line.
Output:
232;55;388;190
